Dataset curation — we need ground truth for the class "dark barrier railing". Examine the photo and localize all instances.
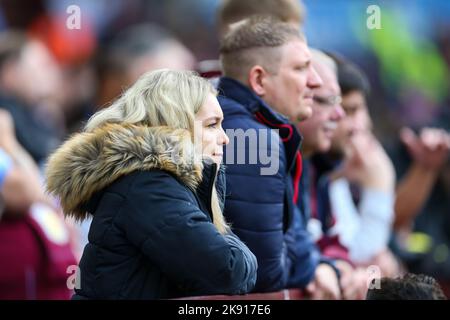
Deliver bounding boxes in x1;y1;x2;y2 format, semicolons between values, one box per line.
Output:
174;289;304;300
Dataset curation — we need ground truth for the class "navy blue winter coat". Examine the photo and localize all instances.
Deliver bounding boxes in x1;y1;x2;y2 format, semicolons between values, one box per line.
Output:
45;123;257;299
218;77;327;292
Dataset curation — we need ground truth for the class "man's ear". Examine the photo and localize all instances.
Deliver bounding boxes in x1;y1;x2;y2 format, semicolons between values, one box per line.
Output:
248;65;268;97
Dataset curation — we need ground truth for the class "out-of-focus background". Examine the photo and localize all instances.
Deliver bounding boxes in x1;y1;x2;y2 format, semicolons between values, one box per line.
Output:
0;0;448;299
1;0;448;146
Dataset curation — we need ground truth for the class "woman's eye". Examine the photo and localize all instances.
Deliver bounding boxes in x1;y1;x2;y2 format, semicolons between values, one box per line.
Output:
207;122;218;128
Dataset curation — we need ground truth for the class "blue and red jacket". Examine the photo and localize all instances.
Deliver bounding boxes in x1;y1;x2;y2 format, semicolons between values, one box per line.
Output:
298;157;350;263
218;77;335;292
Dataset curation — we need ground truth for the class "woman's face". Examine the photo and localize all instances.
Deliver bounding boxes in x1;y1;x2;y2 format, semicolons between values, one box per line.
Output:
194;93;229;164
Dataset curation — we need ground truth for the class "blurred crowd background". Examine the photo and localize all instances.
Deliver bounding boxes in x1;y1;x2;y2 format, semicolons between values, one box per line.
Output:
0;0;448;299
1;0;449;150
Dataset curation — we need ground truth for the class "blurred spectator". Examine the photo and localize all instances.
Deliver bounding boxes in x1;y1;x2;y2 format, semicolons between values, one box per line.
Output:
95;23;195;108
0;109;76;299
297;50;347;260
296;50;371;300
0;0;46;30
310;54;401;278
366;273;447;300
335;56;399;275
53;62;97;134
216;0;305;38
0;110;42;215
27;12;98;134
0;30;63;165
198;0;305;78
395;127;450;230
391;128;450;283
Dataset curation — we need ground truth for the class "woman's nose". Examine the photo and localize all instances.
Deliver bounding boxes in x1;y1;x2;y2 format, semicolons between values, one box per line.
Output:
219;127;230;145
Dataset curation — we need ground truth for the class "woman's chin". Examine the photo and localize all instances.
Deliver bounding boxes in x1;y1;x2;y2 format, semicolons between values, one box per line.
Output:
203;154;222;165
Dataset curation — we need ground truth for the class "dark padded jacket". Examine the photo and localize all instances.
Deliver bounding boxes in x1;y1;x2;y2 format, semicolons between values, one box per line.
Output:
46;123;257;299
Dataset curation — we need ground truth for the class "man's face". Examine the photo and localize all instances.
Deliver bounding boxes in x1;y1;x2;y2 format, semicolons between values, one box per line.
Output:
127;40;196;84
17;41;62;105
261;39;322;123
298;59;344;157
331;90;371;155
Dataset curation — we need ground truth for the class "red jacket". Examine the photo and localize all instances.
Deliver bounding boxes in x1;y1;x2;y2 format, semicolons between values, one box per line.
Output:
0;204;76;299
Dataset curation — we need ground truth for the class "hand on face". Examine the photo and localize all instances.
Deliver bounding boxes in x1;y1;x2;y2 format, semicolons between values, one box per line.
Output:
340;130;395;192
400;127;450;171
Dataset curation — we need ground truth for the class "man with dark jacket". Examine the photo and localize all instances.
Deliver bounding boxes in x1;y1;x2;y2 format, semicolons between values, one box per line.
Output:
218;16;341;298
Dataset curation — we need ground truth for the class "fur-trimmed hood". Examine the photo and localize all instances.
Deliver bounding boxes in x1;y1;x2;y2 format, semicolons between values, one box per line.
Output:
45;123;203;220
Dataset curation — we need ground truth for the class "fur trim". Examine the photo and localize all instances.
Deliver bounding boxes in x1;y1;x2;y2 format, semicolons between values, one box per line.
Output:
45;123;203;220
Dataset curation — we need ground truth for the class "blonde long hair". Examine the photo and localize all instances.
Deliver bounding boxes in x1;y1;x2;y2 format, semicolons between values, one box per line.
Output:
85;69;229;234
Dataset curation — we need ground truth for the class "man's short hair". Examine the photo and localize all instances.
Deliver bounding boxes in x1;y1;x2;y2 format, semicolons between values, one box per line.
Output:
96;23;175;80
217;0;305;36
0;31;28;71
366;273;447;300
219;15;304;81
328;53;371;97
310;49;337;75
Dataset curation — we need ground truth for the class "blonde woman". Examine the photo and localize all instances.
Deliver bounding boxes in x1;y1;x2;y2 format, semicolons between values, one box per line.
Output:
45;69;257;299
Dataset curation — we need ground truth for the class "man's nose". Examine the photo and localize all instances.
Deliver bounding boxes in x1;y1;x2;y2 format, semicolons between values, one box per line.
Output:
331;104;345;121
307;65;323;89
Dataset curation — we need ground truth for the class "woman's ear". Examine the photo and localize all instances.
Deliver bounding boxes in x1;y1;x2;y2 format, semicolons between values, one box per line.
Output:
247;65;268;97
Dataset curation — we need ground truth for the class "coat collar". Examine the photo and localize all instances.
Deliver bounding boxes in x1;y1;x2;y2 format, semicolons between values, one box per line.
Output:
218;76;303;172
45;123;203;220
218;77;290;124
